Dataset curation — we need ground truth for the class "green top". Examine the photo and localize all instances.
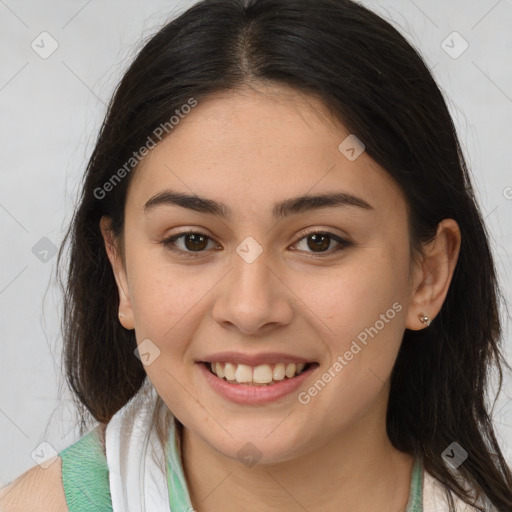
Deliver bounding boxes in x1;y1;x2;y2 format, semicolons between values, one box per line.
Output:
59;424;424;511
59;425;112;511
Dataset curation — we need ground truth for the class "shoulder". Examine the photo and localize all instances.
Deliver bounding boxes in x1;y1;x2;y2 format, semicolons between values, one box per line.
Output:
0;423;109;512
0;456;68;512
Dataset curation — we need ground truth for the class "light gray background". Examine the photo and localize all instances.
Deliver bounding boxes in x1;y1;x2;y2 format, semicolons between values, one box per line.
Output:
1;0;511;486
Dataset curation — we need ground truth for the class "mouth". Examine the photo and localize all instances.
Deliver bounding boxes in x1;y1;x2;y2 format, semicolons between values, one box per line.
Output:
197;358;320;405
200;361;318;386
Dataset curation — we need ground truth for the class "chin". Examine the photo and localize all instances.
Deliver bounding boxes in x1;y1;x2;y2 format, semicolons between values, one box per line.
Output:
200;429;311;467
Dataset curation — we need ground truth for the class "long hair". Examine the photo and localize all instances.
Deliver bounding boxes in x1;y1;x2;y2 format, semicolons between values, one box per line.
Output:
56;0;512;509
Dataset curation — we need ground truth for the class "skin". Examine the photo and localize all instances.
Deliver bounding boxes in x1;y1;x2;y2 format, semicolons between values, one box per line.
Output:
100;83;461;512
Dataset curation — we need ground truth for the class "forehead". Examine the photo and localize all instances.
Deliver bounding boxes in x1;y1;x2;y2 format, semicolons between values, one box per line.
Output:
127;85;405;221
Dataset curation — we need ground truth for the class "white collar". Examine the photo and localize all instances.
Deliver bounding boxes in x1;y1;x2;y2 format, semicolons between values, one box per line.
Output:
105;378;182;512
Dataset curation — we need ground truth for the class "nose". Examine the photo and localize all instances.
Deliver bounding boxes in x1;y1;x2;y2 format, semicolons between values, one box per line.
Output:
211;250;294;335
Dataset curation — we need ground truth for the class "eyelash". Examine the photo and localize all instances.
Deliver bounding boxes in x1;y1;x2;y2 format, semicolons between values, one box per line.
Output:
161;229;351;258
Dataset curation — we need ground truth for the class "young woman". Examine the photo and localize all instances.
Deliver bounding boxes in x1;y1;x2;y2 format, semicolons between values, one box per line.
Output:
1;0;511;510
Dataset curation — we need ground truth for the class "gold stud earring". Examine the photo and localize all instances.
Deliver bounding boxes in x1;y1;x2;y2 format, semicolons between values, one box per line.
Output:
418;313;431;327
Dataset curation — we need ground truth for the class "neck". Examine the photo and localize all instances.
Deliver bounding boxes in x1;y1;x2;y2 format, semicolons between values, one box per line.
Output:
180;405;415;512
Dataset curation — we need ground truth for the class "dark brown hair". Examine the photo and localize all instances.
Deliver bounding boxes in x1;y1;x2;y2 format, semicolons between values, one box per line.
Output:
56;0;512;509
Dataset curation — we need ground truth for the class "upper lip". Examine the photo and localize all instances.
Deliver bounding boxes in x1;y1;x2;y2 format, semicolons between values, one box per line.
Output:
198;351;316;366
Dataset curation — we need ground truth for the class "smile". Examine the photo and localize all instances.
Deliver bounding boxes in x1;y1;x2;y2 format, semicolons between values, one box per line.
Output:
197;359;319;405
207;361;311;386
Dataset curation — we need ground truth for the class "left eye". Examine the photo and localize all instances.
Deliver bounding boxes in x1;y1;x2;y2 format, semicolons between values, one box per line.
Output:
161;230;350;257
293;231;349;255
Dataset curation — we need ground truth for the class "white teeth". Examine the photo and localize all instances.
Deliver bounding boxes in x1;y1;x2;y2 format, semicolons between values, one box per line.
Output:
285;363;296;378
234;364;253;383
215;362;224;379
209;361;309;384
273;362;286;381
253;364;273;384
224;362;236;381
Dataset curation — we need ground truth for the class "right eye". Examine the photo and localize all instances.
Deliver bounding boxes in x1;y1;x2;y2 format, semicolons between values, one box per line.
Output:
161;230;221;257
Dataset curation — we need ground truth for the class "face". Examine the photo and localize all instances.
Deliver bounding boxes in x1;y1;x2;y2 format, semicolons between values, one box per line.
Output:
102;84;423;464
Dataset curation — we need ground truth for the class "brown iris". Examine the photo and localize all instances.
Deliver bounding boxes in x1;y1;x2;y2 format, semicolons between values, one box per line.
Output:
183;233;209;251
306;233;331;252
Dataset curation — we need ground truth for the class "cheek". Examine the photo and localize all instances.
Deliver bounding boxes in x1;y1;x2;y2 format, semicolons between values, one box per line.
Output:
125;245;210;343
294;256;408;433
299;240;409;369
308;246;408;325
130;273;210;343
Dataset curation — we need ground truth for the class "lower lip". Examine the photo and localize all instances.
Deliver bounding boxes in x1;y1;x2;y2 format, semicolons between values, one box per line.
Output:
197;362;318;405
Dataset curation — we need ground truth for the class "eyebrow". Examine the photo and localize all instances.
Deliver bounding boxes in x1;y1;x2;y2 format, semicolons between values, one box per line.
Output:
143;189;374;219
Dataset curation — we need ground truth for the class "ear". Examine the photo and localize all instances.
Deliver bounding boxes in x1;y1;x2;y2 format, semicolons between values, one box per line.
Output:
99;216;135;330
406;218;461;331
